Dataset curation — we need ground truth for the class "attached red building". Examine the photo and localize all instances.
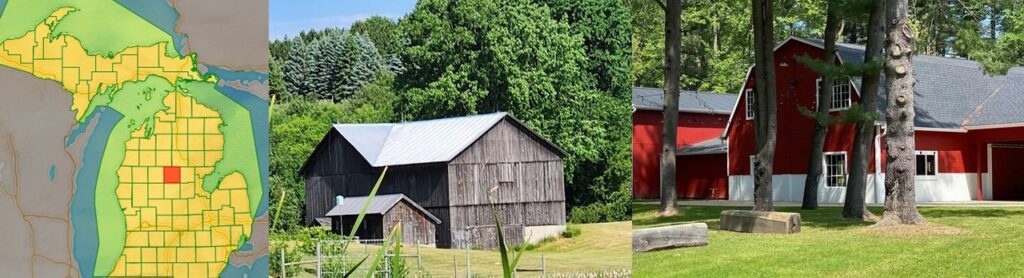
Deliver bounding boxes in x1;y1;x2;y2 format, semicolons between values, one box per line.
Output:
631;87;737;199
719;37;1024;203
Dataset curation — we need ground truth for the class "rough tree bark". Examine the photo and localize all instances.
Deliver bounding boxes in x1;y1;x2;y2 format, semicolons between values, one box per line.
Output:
801;2;841;210
843;0;885;220
658;0;682;217
878;0;926;226
751;0;778;212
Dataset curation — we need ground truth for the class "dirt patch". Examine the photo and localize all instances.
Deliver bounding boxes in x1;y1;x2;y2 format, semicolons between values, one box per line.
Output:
858;222;965;237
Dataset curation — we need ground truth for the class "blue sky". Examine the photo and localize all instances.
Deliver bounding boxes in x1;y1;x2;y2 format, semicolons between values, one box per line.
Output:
270;0;417;40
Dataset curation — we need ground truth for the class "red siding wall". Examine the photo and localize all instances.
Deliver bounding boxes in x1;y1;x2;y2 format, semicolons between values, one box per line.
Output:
632;110;729;199
727;40;863;175
678;153;728;199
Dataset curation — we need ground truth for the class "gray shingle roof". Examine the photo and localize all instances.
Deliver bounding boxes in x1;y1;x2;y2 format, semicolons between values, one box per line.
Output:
797;37;1023;129
964;68;1024;126
325;194;441;223
332;112;565;167
632;87;737;114
676;138;728;156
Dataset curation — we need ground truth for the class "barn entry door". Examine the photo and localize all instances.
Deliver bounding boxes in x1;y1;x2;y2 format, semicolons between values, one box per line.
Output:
991;144;1024;201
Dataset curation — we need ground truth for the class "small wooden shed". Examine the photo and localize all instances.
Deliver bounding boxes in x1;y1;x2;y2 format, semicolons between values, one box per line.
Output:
326;194;441;245
301;112;567;249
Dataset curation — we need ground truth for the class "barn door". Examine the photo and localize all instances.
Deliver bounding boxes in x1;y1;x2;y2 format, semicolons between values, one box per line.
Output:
991;144;1024;200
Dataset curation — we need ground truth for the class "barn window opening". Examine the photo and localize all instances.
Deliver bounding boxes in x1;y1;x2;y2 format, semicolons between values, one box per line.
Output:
745;89;755;120
816;77;853;111
497;163;514;185
824;152;847;187
916;151;938;176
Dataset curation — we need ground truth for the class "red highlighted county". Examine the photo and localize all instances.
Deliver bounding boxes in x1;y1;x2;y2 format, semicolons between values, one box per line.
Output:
163;166;181;184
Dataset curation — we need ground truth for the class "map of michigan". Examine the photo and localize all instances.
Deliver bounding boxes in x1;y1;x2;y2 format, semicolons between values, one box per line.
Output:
0;1;268;277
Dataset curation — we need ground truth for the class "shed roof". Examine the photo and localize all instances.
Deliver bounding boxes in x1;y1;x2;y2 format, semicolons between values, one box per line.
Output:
795;37;1024;129
632;87;737;115
676;138;728;156
325;194;441;224
306;112;566;170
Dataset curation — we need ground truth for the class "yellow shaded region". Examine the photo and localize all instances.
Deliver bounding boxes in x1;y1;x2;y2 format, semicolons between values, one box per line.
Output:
109;92;251;278
0;7;203;120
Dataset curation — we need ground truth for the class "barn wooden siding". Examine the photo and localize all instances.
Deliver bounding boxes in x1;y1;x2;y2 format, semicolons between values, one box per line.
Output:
383;201;437;245
305;117;566;249
446;119;566;249
303;132;451;225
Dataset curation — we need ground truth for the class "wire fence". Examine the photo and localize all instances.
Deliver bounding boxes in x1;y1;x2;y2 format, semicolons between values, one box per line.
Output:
278;238;560;277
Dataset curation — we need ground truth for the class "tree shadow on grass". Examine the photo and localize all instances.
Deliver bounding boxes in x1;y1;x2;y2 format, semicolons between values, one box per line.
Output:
920;207;1024;219
633;205;748;229
633;204;881;231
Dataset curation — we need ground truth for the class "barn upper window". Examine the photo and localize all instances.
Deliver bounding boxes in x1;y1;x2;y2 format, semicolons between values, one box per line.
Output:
745;89;755;120
816;78;852;111
497;163;514;185
916;151;938;176
824;152;847;187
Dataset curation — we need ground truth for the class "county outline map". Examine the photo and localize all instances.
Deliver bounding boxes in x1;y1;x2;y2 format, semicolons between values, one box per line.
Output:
0;1;269;277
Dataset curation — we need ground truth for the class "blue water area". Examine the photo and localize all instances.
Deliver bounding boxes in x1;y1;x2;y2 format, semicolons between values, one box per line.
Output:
49;165;56;183
204;65;269;84
0;0;8;17
67;118;94;148
213;68;270;217
219;255;269;278
114;0;187;55
70;107;122;278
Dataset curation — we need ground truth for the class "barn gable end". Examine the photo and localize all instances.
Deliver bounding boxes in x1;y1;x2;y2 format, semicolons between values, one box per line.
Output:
446;118;567;249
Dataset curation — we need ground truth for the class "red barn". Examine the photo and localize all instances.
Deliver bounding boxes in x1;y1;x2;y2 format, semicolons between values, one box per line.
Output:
632;87;737;199
719;37;1024;203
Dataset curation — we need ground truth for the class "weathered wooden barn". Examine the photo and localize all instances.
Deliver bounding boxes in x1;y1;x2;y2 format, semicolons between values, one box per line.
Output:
300;112;567;249
326;194;440;245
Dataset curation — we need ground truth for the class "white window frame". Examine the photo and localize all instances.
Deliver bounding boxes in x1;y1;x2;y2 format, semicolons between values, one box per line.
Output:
823;152;848;187
915;151;939;178
745;89;755;120
815;77;853;112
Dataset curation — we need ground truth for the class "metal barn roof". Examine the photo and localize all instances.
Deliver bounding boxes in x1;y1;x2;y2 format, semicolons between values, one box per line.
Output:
328;112;565;167
325;194;441;223
632;87;738;115
676;138;728;156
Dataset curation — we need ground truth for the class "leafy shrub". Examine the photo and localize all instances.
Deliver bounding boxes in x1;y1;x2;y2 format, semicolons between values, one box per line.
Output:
561;225;582;238
269;241;303;277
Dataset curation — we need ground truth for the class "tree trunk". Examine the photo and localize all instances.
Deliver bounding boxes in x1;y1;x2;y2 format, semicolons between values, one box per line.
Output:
658;0;683;217
751;0;777;212
878;0;926;226
843;0;885;220
801;2;841;210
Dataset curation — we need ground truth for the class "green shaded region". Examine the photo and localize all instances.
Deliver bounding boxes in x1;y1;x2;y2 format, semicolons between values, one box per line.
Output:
89;75;175;277
179;79;264;218
0;0;179;57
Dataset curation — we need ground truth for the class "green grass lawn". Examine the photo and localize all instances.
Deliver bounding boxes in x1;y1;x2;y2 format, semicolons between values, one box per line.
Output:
633;204;1024;277
284;221;631;277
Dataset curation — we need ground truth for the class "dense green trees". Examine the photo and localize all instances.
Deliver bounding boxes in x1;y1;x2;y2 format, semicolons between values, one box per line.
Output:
398;0;632;222
269;0;633;230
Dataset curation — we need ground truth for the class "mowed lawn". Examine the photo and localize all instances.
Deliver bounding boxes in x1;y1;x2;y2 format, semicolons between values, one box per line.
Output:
289;221;631;277
633;204;1024;277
